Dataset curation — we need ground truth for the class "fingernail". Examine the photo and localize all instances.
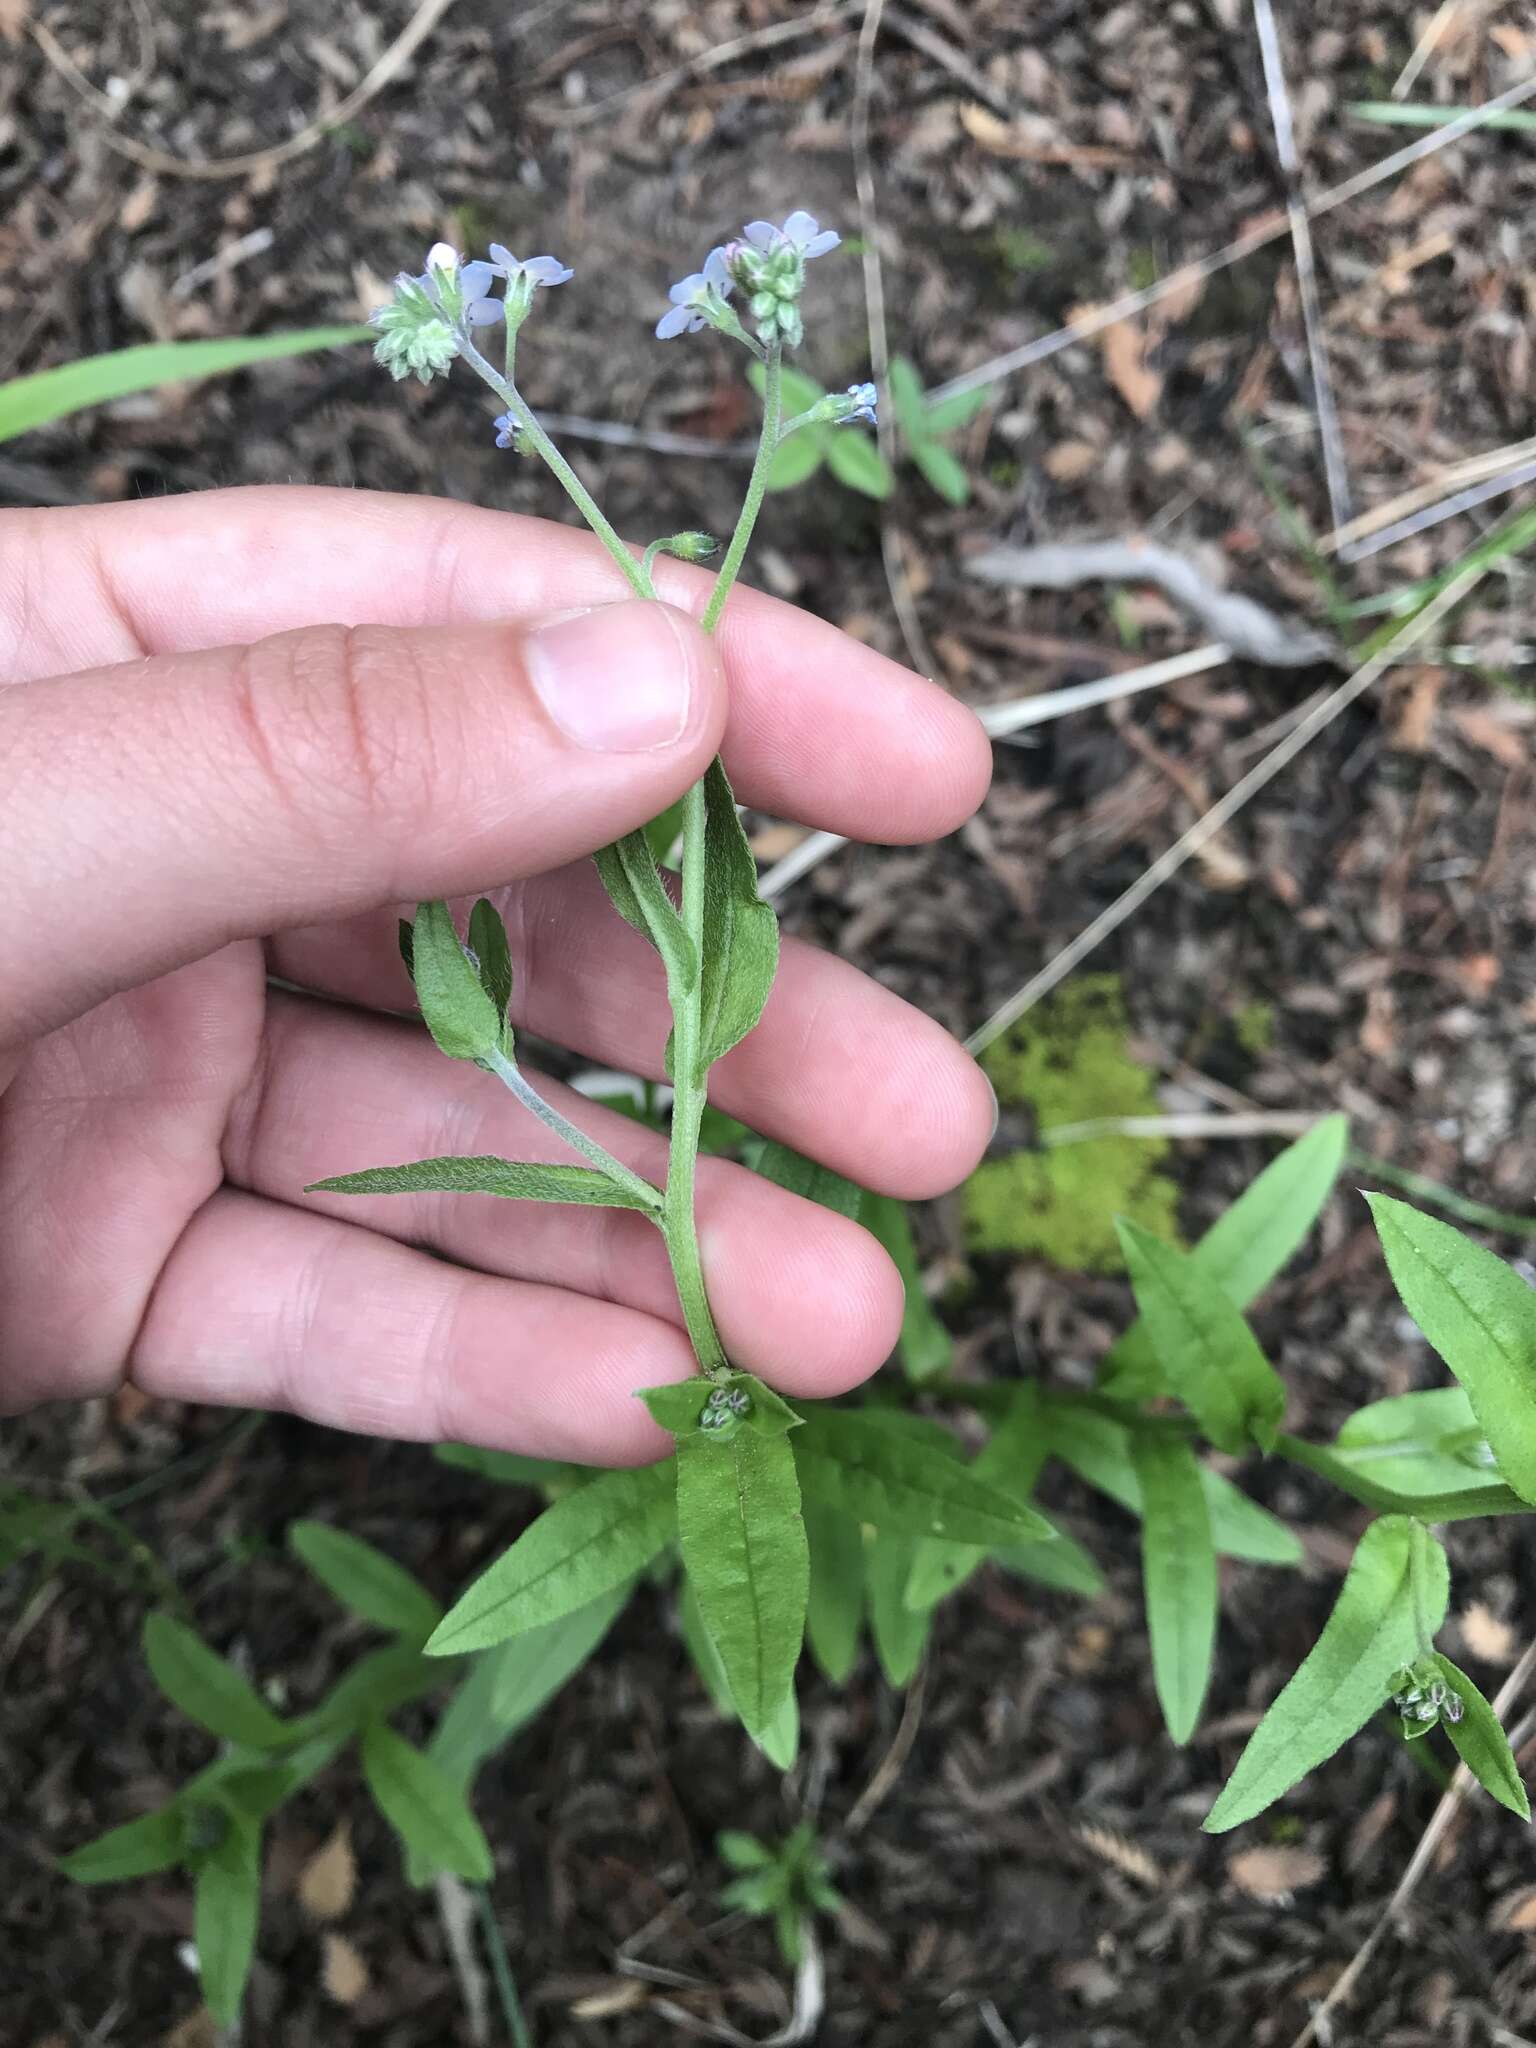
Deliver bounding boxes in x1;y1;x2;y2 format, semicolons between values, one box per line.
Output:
525;601;696;752
984;1073;1000;1143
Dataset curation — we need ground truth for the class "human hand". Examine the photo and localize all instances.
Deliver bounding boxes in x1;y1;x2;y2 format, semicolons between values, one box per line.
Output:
0;485;994;1461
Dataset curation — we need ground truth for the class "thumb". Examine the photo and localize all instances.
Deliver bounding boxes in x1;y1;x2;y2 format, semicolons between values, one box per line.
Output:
0;598;725;1047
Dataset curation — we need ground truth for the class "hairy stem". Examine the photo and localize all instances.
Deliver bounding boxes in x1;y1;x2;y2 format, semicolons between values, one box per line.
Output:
456;333;653;600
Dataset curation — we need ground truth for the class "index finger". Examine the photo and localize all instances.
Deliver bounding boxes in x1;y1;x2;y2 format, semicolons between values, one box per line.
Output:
12;486;991;843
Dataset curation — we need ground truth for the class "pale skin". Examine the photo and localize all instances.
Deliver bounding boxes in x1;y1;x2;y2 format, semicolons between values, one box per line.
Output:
0;486;996;1464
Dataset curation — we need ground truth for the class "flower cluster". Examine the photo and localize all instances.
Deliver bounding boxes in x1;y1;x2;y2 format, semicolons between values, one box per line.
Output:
369;241;573;383
656;210;840;351
698;1384;753;1438
1392;1665;1465;1733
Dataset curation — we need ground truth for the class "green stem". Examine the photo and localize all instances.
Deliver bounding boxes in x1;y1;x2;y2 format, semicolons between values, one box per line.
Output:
456;332;653;600
653;343;784;1374
701;341;782;633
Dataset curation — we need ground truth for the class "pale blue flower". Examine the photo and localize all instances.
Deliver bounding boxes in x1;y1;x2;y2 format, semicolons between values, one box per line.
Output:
466;245;574;325
492;411;517;448
741;210;840;260
655;246;733;340
840;381;878;426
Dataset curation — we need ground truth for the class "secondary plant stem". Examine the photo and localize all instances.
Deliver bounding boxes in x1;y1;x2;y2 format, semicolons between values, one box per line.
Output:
483;1050;661;1214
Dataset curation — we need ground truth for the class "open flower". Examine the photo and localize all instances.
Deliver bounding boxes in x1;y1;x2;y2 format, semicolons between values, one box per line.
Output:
839;381;878;427
741;210;840;260
655;246;733;340
466;245;574;325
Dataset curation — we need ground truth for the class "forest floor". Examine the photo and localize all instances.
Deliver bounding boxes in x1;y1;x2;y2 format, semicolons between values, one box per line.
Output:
5;2;1536;2043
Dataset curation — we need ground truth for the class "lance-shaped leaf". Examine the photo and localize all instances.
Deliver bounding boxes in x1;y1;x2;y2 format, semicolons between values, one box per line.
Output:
905;1384;1051;1611
143;1613;288;1751
803;1499;866;1684
306;1152;659;1212
434;1442;583;1491
1045;1399;1302;1565
1429;1651;1530;1820
408;900;504;1062
866;1527;930;1687
428;1463;676;1655
1205;1516;1449;1832
863;1193;952;1383
292;1643;444;1741
794;1409;1053;1547
1116;1219;1286;1453
675;1427;808;1746
696;759;780;1075
592;828;699;998
1274;1386;1527;1521
1101;1115;1348;1400
61;1802;187;1884
742;1137;865;1219
192;1811;262;2027
289;1522;442;1640
1132;1432;1217;1744
1367;1195;1536;1503
467;897;514;1047
361;1721;493;1883
994;1524;1105;1597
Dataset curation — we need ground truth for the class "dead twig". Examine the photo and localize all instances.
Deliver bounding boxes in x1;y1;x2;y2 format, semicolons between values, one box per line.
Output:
1287;1636;1536;2048
844;1654;928;1836
966;527;1514;1054
1251;0;1355;537
32;0;466;180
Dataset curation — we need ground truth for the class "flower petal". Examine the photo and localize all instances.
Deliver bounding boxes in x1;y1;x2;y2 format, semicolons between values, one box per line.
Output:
425;241;460;275
801;229;841;259
487;243;518;270
742;220;780;249
782;209;820;246
459;261;496;299
655;304;692;339
668;272;707;304
465;297;505;326
524;255;574;286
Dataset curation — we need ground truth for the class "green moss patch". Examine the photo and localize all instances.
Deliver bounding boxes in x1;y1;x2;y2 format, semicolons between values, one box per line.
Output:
964;976;1179;1273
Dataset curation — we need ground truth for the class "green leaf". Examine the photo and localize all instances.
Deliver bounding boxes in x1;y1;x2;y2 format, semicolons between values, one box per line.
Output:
1275;1431;1526;1522
756;1683;800;1771
1116;1219;1286;1453
289;1522;443;1640
803;1499;865;1684
1132;1433;1217;1743
1367;1195;1536;1503
675;1429;808;1745
910;438;970;506
433;1442;582;1491
361;1721;494;1882
428;1463;676;1655
825;430;895;499
681;1572;736;1714
794;1409;1053;1546
866;1528;930;1687
862;1193;952;1382
923;384;993;435
994;1523;1105;1597
1045;1400;1303;1565
765;427;827;491
1204;1516;1449;1831
467;897;514;1049
644;798;688;865
742;1137;865;1219
697;758;780;1075
143;1613;288;1751
192;1813;262;2027
1101;1115;1348;1400
638;1371;801;1441
905;1384;1050;1611
886;356;929;443
61;1803;186;1884
718;1829;774;1870
1430;1651;1530;1820
0;326;371;443
592;830;699;1001
305;1152;659;1212
409;900;504;1063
